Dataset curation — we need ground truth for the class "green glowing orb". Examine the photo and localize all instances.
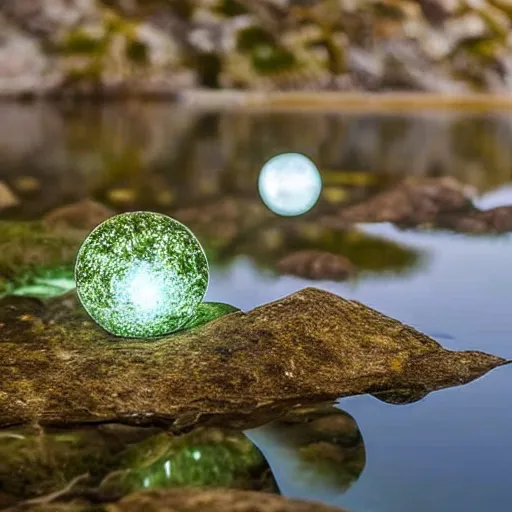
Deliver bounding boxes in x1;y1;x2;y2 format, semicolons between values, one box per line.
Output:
75;212;209;338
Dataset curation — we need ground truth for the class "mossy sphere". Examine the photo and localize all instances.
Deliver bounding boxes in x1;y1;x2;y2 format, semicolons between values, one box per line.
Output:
75;212;209;338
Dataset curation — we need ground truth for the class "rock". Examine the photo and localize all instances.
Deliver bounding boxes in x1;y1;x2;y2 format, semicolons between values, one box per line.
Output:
0;0;195;98
276;250;356;280
438;205;512;233
0;287;507;429
0;182;19;211
106;489;347;512
0;222;81;277
322;177;475;227
11;489;346;512
43;200;115;231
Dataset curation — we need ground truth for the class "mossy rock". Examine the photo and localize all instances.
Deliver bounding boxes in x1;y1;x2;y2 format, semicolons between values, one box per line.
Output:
0;288;507;429
0;222;82;298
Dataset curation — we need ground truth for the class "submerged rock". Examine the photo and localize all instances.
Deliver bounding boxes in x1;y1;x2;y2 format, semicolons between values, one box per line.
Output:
0;288;507;429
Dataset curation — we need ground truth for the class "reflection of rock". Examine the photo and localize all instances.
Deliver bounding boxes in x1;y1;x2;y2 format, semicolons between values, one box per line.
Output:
248;404;365;494
0;424;274;508
0;288;505;430
0;424;152;507
276;250;356;280
233;222;422;276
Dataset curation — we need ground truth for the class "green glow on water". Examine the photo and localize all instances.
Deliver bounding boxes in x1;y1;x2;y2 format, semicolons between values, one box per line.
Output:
75;212;209;338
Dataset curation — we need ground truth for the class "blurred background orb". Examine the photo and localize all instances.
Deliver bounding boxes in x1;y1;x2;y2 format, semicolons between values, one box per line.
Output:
258;153;322;216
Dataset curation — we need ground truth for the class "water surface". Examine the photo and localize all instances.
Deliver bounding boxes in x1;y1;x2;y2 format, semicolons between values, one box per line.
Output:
0;104;511;512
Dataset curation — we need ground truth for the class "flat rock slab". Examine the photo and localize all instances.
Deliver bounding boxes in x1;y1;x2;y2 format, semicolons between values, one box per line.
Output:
8;489;347;512
0;288;507;430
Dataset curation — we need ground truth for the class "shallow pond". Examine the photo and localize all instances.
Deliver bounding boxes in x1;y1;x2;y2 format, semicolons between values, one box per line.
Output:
0;103;511;512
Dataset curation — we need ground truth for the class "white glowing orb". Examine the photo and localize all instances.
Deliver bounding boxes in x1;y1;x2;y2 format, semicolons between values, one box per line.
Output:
258;153;322;216
125;263;166;313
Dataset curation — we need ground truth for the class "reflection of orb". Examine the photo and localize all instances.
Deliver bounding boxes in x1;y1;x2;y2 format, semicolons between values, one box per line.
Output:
75;212;209;338
258;153;322;216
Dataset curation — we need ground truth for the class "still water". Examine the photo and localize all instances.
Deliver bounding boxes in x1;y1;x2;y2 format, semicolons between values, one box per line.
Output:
1;103;511;512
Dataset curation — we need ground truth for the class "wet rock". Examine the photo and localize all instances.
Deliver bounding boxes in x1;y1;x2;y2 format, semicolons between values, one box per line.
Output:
43;200;115;231
0;288;507;429
438;205;512;233
322;177;475;227
0;182;19;211
276;250;356;280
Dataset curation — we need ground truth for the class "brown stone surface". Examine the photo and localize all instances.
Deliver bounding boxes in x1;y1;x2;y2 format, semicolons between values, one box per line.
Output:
0;288;507;430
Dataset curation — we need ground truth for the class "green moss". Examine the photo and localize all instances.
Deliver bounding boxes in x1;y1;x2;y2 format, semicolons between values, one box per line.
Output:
251;45;297;73
237;27;275;52
61;29;107;56
216;0;249;17
0;222;80;278
126;39;149;64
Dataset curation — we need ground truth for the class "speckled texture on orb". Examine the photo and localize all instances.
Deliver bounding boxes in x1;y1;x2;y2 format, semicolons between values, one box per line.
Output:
75;212;209;337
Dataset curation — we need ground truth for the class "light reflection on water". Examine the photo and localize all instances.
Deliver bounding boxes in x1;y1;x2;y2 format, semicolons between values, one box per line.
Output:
1;105;512;512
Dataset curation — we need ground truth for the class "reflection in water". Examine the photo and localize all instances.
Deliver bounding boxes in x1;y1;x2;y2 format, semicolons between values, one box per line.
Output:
2;105;512;219
246;404;365;496
0;405;365;508
258;153;322;216
106;428;275;494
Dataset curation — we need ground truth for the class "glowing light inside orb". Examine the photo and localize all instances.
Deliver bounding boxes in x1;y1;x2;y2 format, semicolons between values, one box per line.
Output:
258;153;322;216
75;212;209;338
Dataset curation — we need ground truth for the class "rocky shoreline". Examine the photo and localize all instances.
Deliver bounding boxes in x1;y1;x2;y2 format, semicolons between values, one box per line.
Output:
3;0;512;98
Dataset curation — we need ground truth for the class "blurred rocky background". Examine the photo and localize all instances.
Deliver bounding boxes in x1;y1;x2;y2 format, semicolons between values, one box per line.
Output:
3;0;512;97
